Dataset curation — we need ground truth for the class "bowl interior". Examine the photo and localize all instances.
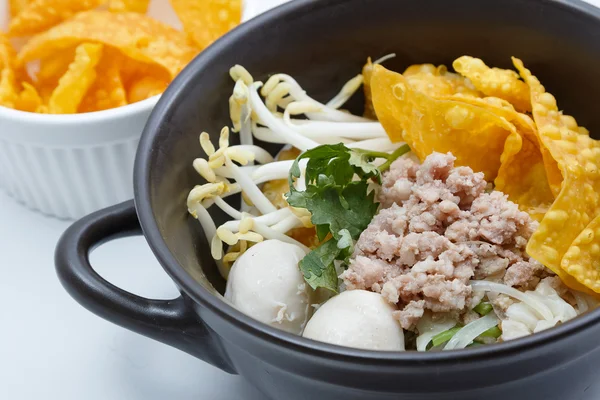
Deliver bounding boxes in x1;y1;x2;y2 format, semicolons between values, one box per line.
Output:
139;0;600;314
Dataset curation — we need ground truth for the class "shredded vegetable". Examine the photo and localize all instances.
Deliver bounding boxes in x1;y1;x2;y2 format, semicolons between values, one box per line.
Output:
432;326;461;347
416;313;457;351
473;302;493;316
470;280;553;321
444;313;500;350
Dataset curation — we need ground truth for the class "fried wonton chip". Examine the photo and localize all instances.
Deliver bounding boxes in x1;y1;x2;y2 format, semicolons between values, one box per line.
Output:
531;172;600;295
17;11;199;79
514;57;599;191
127;75;168;103
535;148;563;198
442;95;538;145
440;95;553;218
109;47;171;98
362;58;377;119
170;0;241;49
0;67;18;108
443;95;532;130
79;55;127;113
453;56;531;113
0;33;19;108
15;82;43;112
512;58;580;197
108;0;150;13
515;59;600;293
37;82;55;104
528;146;563;199
562;215;600;293
364;58;482;120
371;64;514;180
8;0;103;37
37;46;76;86
9;0;32;17
495;131;553;221
447;93;561;199
403;63;482;98
48;42;103;114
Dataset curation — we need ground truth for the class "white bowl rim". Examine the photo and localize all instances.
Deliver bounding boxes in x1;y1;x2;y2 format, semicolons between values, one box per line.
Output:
0;93;161;124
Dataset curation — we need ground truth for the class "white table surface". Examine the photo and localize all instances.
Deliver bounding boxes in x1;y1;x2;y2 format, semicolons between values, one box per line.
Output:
0;190;266;400
3;0;600;399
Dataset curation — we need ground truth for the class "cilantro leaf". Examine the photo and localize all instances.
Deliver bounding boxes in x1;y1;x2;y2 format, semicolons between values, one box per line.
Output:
349;149;382;182
336;229;353;250
298;181;376;240
299;239;341;292
315;224;330;242
286;143;411;292
336;228;354;262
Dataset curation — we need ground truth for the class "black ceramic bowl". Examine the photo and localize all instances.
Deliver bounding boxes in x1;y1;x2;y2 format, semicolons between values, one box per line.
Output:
56;0;600;399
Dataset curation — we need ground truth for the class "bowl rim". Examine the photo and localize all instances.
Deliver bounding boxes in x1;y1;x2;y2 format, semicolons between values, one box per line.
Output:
135;0;600;365
0;94;160;124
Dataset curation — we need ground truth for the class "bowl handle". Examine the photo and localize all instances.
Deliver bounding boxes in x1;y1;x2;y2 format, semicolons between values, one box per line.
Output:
54;200;236;374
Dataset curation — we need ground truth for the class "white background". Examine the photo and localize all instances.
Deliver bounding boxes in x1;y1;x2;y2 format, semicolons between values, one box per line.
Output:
0;190;264;400
2;0;600;399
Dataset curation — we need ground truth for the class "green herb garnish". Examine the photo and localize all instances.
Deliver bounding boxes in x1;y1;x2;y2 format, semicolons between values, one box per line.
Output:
473;302;493;316
430;323;502;349
286;143;410;292
476;326;502;340
431;326;462;347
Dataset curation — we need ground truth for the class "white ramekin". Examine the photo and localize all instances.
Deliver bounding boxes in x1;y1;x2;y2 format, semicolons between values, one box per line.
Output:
0;98;159;219
0;0;289;220
0;0;174;220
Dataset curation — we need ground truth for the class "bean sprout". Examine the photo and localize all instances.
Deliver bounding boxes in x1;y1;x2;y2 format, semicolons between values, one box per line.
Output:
187;64;404;279
326;74;364;109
